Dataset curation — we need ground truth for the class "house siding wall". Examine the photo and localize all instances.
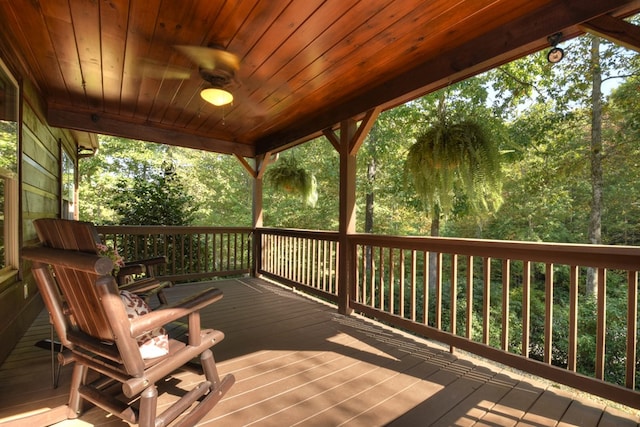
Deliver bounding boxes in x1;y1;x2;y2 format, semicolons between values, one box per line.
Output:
0;68;80;366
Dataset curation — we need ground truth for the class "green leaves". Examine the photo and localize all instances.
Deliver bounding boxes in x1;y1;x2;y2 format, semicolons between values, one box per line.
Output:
404;118;503;221
265;155;318;207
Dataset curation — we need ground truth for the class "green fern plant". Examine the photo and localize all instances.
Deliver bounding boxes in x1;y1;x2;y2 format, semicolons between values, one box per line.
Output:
265;156;318;207
405;119;502;219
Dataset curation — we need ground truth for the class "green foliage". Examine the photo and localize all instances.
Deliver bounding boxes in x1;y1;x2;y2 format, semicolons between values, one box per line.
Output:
265;155;318;207
110;167;196;225
405;118;503;220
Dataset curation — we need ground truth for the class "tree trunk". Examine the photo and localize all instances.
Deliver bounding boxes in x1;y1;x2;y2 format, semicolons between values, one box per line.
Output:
365;158;376;233
587;36;603;298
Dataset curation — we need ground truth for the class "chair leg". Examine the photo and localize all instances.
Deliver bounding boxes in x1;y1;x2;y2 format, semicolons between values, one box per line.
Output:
67;363;88;418
138;385;158;427
201;349;221;388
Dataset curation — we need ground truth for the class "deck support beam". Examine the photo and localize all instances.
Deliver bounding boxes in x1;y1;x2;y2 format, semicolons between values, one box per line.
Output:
325;108;380;315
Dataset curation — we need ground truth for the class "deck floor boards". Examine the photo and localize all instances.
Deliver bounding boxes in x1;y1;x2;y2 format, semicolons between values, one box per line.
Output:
0;277;638;426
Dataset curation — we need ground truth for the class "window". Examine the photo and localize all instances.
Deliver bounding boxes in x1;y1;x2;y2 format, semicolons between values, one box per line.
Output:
0;58;18;271
62;150;75;219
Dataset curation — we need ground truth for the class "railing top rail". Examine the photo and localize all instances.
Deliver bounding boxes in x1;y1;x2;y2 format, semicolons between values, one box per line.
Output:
97;225;253;234
257;228;339;241
352;233;640;270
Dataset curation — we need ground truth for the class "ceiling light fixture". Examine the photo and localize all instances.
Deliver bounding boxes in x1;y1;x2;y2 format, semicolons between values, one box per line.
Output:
546;32;564;63
200;86;233;106
199;68;234;106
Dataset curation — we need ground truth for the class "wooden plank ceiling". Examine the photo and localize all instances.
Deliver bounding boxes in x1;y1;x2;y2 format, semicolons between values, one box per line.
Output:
1;0;639;157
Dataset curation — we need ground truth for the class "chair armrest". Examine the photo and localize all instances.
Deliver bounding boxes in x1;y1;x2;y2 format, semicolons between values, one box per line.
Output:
129;287;223;337
119;277;171;294
117;263;145;277
124;255;167;267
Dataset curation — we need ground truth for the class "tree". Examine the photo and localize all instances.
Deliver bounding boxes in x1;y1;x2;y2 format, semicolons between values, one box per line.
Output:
404;92;504;237
110;164;197;226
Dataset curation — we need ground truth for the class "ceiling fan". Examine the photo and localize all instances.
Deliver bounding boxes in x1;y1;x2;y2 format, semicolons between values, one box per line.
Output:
140;44;241;107
174;45;240;106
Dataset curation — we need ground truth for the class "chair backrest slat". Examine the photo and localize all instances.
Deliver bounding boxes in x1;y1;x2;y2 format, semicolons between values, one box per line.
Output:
33;219;116;342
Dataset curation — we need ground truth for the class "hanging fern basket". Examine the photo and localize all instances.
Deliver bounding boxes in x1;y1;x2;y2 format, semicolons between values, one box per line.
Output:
405;119;501;216
265;156;318;207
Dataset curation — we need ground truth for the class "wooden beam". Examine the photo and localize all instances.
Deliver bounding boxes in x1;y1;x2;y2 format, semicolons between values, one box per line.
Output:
323;128;340;152
255;0;635;154
256;151;274;180
349;107;381;155
47;105;255;157
580;14;640;53
234;154;257;178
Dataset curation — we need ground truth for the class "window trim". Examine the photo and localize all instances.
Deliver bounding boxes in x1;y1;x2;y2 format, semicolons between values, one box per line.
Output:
0;57;19;272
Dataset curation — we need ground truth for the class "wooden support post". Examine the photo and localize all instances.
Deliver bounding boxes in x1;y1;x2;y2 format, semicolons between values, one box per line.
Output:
326;107;381;315
234;152;273;278
252;155;265;278
337;119;357;315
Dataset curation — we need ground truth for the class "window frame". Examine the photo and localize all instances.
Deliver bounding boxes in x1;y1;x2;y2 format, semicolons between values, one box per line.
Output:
0;57;19;275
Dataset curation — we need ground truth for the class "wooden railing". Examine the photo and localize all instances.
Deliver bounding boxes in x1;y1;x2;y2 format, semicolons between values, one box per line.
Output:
258;228;640;410
94;225;640;408
256;228;340;303
97;226;253;283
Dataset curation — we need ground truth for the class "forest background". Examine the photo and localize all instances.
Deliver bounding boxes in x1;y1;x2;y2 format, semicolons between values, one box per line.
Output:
80;33;640;248
78;32;640;387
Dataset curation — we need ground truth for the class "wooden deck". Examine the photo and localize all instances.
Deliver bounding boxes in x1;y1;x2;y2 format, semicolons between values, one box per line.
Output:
1;277;639;426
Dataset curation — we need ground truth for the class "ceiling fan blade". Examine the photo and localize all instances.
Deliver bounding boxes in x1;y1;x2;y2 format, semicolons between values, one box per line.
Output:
137;58;192;79
174;45;240;72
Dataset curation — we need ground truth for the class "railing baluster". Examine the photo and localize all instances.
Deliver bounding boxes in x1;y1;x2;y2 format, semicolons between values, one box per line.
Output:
411;250;417;322
464;256;472;339
626;270;638;390
424;251;429;326
544;263;554;364
568;265;579;372
379;246;385;311
596;268;607;380
482;257;491;345
450;254;458;348
435;252;442;329
389;248;395;316
399;249;406;318
522;260;531;357
501;259;510;351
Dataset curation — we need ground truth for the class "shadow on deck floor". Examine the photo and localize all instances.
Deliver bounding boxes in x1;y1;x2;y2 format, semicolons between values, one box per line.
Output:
1;277;638;426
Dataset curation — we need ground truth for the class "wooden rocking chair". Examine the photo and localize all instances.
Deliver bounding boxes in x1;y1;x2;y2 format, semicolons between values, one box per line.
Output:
17;218;234;427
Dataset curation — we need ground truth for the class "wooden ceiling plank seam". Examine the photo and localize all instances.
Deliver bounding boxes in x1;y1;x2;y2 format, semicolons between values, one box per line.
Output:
239;0;326;93
98;0;130;115
244;0;454;139
169;0;263;130
221;0;358;136
259;0;558;141
39;4;89;110
133;0;190;121
157;1;229;125
255;0;635;153
252;0;507;141
192;0;294;135
144;1;209;125
5;1;72;106
580;14;640;52
241;0;401;138
68;0;104;111
121;0;162;118
185;0;290;133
